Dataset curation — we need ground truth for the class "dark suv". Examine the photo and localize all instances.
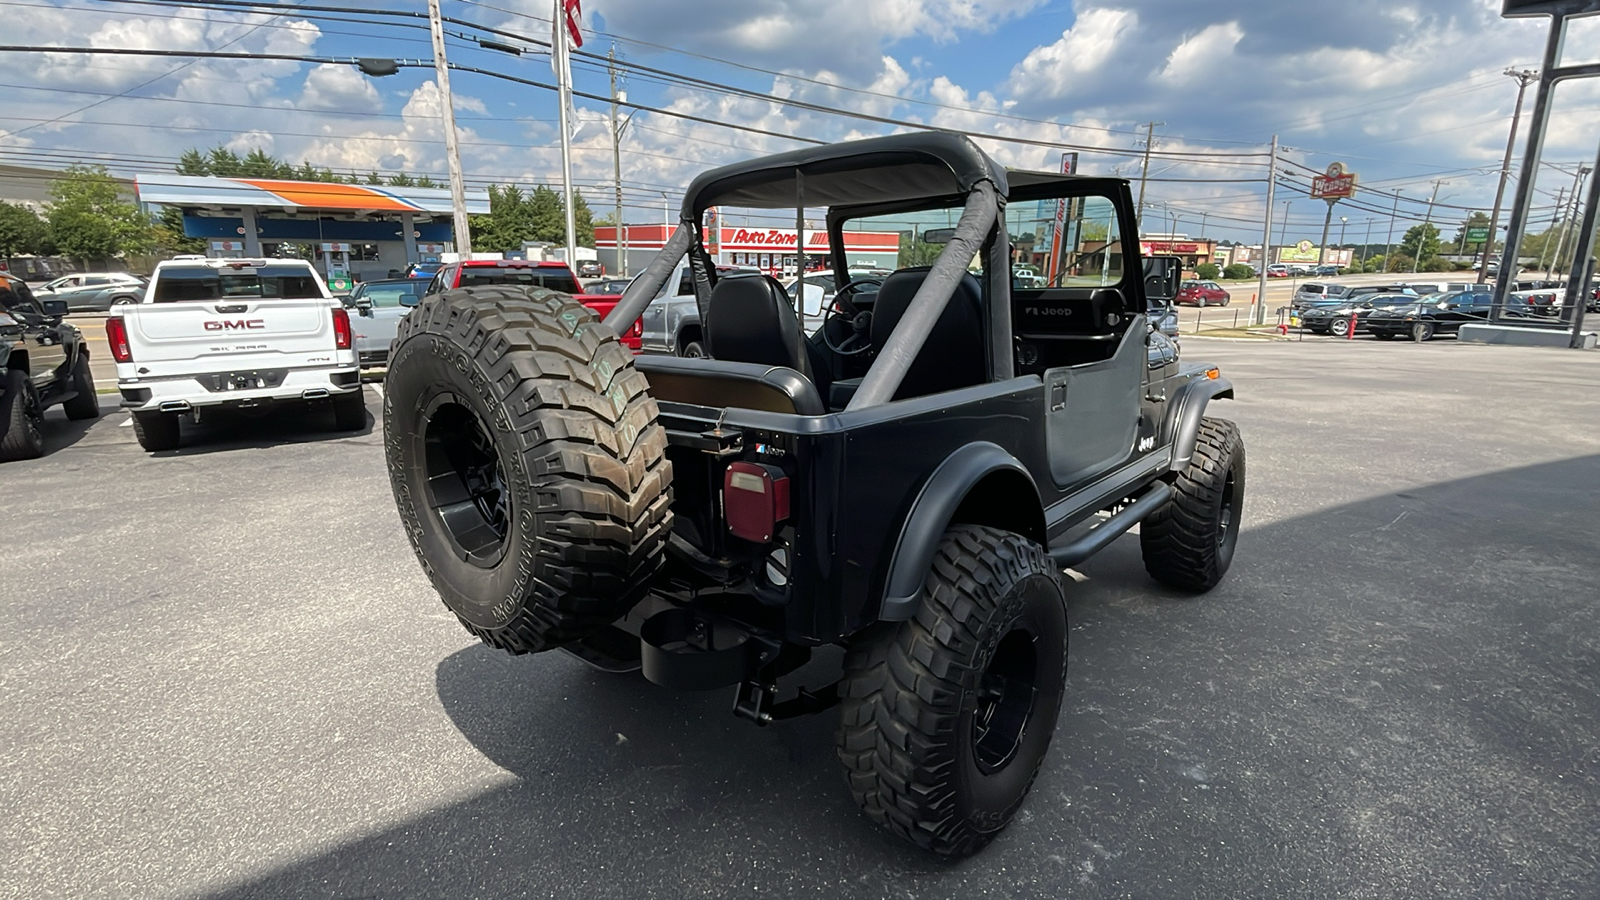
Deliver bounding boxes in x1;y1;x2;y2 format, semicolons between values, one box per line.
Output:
382;134;1245;855
1;273;99;461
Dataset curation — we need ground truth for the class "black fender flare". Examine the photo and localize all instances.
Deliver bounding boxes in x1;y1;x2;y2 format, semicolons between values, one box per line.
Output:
877;441;1043;621
1167;375;1234;472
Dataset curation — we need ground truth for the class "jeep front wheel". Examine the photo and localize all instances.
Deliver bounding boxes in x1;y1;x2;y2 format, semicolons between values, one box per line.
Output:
1141;417;1245;591
837;525;1067;856
383;286;673;654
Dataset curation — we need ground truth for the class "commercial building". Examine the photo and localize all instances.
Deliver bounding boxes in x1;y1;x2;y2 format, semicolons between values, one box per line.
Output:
596;224;901;277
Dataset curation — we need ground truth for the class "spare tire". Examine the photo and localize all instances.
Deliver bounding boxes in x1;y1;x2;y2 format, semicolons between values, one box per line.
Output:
384;286;673;654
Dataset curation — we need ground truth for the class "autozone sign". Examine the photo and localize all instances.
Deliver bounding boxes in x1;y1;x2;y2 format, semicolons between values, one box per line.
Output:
717;227;899;253
1311;162;1358;200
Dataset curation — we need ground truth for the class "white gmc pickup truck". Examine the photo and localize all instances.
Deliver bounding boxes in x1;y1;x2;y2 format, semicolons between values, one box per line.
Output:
107;258;364;451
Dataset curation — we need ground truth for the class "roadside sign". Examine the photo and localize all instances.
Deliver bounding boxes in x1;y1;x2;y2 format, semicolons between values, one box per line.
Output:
1311;162;1359;201
1467;227;1491;243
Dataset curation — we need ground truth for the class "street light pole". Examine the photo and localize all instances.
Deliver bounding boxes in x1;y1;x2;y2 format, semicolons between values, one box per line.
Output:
426;0;472;256
1482;68;1539;285
1338;215;1348;268
1363;218;1374;269
1253;134;1277;326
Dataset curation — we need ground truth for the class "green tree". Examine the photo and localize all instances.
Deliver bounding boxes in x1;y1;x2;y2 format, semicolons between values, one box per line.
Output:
898;230;943;267
365;171;384;185
415;175;438;189
572;190;595;248
0;201;47;256
47;165;153;258
153;207;206;254
1398;222;1440;262
387;172;417;187
1195;262;1219;280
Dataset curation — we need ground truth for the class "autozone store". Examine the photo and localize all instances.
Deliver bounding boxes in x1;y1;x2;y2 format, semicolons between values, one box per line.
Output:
595;225;901;277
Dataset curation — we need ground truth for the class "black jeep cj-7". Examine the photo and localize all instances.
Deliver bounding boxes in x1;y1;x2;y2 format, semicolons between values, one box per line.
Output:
383;133;1244;855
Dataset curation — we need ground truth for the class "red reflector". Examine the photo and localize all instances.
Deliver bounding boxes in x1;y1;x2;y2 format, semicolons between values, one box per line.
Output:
723;461;790;543
106;317;133;362
332;307;352;350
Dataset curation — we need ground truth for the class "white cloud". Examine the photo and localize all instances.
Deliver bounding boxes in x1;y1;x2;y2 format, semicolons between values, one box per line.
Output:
1158;22;1244;85
1005;8;1137;101
299;64;382;112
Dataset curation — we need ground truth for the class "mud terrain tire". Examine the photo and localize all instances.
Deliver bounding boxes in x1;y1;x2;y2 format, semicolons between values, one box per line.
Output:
837;525;1067;856
1141;416;1245;591
384;286;672;654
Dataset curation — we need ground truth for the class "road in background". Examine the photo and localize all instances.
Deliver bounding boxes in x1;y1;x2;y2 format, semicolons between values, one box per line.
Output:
4;340;1596;898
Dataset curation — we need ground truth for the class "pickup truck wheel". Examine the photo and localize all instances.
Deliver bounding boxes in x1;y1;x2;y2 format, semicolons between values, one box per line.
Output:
63;355;100;420
131;410;181;451
1412;322;1435;342
1141;417;1245;592
837;525;1066;856
0;368;45;461
331;389;366;430
680;340;706;359
384;286;672;654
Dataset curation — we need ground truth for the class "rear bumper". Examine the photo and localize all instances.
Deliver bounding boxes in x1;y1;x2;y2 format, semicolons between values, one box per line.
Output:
117;366;361;411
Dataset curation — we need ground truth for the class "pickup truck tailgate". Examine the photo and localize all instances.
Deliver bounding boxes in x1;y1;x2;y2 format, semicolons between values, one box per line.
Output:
122;300;343;375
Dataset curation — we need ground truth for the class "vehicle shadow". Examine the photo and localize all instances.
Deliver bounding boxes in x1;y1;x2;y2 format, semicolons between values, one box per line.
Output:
34;403;106;457
199;455;1600;900
141;394;376;457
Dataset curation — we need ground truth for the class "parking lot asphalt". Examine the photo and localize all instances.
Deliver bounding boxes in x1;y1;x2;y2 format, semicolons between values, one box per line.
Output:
3;338;1598;899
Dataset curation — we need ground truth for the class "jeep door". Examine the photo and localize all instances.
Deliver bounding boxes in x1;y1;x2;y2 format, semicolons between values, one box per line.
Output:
1003;189;1147;490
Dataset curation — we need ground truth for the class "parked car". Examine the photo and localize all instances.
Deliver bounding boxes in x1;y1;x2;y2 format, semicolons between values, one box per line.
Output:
1298;293;1428;336
1266;264;1290;278
1174;280;1230;307
403;262;442;280
108;257;362;450
1312;264;1341;276
577;260;605;279
1288;264;1312;276
1;272;99;461
423;259;643;351
34;272;147;313
639;263;768;357
1363;290;1501;341
1293;283;1416;313
344;279;424;367
589;277;633;294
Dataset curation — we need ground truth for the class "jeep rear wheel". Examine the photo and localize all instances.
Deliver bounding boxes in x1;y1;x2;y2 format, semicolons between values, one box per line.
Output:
837;525;1066;856
1141;417;1245;592
384;286;672;654
0;368;45;461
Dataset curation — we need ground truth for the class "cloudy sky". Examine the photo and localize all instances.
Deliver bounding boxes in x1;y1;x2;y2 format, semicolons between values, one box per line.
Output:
3;0;1599;243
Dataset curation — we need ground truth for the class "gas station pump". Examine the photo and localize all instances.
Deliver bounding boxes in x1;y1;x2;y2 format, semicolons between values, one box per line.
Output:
318;242;354;293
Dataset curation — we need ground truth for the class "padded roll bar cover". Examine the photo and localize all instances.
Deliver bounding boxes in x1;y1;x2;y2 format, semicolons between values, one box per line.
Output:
633;355;826;416
603;223;695;335
1167;374;1235;471
877;441;1044;621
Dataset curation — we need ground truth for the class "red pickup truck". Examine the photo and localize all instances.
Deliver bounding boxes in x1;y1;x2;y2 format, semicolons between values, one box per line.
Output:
423;259;641;350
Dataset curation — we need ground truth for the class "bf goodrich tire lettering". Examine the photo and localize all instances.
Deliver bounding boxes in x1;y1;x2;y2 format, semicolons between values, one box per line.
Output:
384;286;672;653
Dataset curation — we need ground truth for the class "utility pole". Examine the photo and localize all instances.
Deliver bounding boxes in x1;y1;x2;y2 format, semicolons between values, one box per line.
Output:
1547;163;1590;278
1538;186;1566;273
1482;68;1539;285
1252;134;1277;326
553;0;579;272
1134;121;1163;228
1363;218;1374;267
608;45;630;276
426;0;471;255
1277;200;1292;247
1412;179;1447;274
1384;189;1403;273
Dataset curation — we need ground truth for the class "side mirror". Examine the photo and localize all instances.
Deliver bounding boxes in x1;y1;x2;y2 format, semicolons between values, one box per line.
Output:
400;294;420;308
354;296;374;313
41;299;68;318
1142;255;1182;303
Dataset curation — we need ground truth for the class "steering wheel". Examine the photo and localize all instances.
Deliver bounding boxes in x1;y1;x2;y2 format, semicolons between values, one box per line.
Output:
821;277;883;356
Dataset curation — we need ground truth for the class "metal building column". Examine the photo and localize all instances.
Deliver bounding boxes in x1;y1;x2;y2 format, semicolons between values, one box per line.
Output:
240;207;262;257
402;212;419;264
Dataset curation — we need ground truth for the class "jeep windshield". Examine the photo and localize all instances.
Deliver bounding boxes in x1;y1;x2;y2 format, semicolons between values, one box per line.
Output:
151;266;324;302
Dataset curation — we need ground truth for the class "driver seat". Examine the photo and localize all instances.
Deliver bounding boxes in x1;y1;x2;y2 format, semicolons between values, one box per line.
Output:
704;274;830;397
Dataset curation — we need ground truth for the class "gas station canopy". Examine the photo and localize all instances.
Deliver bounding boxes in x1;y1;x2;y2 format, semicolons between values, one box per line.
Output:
135;174;490;281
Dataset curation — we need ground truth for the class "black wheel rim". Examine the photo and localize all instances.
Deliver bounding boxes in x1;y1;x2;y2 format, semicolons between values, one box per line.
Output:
421;393;510;567
971;629;1039;775
1217;468;1239;565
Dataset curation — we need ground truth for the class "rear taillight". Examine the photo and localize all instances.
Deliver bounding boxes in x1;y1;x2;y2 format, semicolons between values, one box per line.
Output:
723;461;790;543
106;317;132;362
332;307;352;350
628;318;644;339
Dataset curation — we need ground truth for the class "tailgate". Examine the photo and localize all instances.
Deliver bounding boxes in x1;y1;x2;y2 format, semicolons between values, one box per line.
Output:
122;300;343;374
